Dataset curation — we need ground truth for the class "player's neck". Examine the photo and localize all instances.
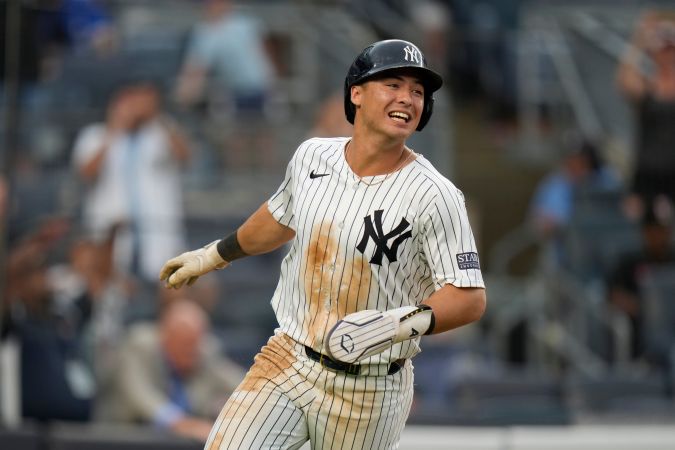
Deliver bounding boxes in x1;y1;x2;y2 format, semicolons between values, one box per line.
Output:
345;135;410;177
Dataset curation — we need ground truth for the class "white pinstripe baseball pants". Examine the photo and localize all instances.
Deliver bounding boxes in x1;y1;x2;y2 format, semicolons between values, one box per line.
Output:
204;332;415;450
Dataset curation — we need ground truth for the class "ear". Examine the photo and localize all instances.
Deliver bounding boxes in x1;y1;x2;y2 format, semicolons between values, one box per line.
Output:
351;85;362;108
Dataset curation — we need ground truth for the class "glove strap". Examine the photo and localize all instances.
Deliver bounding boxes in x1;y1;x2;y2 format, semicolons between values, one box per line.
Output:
392;304;435;343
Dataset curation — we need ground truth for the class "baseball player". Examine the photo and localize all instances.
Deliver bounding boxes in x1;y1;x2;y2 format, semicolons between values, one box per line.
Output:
160;39;486;449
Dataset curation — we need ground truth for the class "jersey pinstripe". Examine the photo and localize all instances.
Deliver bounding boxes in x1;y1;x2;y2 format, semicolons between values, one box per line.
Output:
205;136;484;449
204;333;414;450
267;137;484;364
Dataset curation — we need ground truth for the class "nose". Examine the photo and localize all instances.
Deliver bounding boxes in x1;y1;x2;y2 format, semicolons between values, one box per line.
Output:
396;88;412;105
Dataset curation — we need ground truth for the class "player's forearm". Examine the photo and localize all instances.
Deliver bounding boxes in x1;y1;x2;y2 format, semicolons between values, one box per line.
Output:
219;202;295;260
160;203;294;289
326;285;486;363
422;284;486;334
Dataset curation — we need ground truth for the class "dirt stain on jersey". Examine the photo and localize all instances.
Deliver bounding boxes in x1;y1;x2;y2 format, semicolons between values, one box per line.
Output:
305;222;372;347
238;334;296;392
208;334;298;448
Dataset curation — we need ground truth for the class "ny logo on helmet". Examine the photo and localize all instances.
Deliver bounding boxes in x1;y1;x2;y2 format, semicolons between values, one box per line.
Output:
403;45;421;64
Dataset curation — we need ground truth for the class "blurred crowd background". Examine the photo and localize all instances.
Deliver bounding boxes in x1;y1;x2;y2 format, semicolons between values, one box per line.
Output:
2;0;675;448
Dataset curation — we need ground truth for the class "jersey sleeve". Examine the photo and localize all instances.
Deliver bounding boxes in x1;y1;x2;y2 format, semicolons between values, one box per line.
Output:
267;149;298;230
420;187;484;289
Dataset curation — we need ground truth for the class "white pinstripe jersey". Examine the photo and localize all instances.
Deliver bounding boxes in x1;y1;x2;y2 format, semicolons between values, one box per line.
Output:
268;137;484;364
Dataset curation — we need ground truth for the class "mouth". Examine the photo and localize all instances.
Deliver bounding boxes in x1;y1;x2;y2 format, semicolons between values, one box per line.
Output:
388;111;411;123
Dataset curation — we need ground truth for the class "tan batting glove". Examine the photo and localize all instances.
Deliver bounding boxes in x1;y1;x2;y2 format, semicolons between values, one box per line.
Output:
159;240;229;289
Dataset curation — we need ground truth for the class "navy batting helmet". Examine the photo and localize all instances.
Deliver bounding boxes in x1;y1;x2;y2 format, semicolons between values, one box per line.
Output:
344;39;443;131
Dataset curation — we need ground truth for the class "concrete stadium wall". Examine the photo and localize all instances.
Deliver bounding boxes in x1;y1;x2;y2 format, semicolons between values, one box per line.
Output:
299;424;675;450
396;425;675;450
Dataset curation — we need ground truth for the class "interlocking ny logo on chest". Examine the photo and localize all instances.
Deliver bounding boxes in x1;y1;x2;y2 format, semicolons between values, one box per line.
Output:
357;210;412;265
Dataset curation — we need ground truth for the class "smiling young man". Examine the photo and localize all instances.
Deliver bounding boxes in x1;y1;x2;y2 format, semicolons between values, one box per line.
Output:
160;39;486;449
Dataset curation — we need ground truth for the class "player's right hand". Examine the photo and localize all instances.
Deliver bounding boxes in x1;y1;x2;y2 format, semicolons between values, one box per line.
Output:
159;240;229;289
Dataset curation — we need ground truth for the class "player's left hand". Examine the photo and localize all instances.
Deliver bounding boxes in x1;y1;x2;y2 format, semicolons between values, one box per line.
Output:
324;305;434;364
159;240;229;289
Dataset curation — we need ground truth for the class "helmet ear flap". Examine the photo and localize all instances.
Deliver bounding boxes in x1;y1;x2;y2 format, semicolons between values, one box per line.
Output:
416;94;434;131
344;80;356;124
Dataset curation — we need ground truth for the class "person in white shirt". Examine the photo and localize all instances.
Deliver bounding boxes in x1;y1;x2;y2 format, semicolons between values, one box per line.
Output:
72;79;191;283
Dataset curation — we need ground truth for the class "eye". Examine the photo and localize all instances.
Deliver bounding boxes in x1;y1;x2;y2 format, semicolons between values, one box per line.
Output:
412;89;424;97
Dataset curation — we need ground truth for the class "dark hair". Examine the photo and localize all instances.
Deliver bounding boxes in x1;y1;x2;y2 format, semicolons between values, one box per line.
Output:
106;74;163;102
560;131;603;173
578;140;602;173
642;203;673;228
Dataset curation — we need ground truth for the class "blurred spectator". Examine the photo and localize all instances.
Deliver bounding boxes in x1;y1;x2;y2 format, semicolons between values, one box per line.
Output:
174;0;274;115
0;0;119;96
71;78;191;284
0;175;7;224
47;230;131;381
617;11;675;221
606;207;675;364
174;0;277;169
158;271;221;316
6;220;94;422
0;0;69;106
62;0;119;56
7;151;68;244
96;299;244;442
307;91;353;138
409;0;451;78
445;0;520;122
528;137;622;268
